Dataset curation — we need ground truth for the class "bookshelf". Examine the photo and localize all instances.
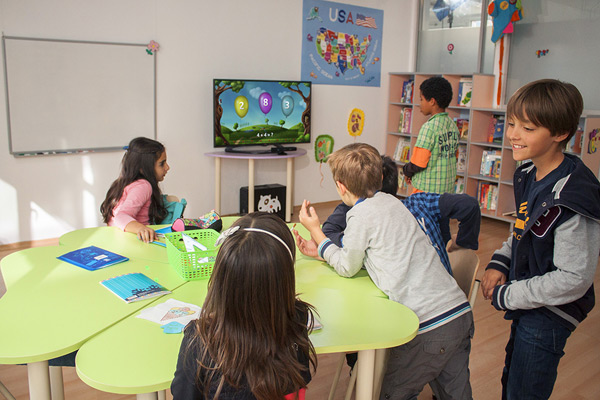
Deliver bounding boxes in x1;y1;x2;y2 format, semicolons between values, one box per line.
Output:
385;72;600;224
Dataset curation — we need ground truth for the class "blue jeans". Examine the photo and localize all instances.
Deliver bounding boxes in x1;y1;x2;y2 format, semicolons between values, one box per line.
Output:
502;311;571;400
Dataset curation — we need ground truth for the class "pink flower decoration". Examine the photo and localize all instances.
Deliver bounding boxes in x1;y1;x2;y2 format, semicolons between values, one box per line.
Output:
147;40;159;54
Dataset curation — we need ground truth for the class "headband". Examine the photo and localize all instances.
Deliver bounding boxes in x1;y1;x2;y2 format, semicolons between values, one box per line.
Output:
215;225;294;261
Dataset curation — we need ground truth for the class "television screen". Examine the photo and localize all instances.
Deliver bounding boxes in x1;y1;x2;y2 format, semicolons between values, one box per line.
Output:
213;79;311;150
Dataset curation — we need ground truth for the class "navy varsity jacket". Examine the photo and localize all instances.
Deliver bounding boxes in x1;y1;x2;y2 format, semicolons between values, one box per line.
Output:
487;154;600;330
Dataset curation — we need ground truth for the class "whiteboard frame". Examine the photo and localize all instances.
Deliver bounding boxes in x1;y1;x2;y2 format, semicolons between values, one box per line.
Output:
2;35;157;157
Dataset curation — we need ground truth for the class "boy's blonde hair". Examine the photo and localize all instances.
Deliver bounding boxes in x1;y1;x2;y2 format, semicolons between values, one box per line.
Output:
327;143;383;198
507;79;583;148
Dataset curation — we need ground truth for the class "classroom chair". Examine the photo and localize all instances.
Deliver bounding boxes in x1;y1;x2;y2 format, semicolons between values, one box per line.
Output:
446;245;481;307
328;247;480;400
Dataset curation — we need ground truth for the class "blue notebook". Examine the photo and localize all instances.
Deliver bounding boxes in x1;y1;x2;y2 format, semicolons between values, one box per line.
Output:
57;246;128;271
100;272;171;303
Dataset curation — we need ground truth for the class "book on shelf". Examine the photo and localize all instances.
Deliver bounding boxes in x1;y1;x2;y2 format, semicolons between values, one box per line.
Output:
457;77;473;107
487;115;504;143
57;245;129;271
401;79;414;103
401;108;412;133
565;127;583;153
480;150;501;178
100;272;171;303
455;177;465;194
457;145;467;173
394;138;411;163
398;169;408;191
397;109;405;133
476;182;498;211
454;118;469;140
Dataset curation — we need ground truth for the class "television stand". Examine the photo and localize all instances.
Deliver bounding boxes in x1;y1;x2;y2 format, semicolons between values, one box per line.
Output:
204;149;307;222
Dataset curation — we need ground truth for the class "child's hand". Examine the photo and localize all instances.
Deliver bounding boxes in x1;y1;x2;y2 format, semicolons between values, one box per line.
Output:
292;229;322;259
481;269;506;300
137;226;157;243
299;199;321;232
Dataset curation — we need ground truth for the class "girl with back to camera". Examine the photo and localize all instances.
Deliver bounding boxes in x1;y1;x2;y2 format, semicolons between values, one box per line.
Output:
171;212;317;400
100;137;170;243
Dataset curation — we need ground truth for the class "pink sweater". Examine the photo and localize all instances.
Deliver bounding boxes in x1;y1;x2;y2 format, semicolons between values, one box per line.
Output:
108;179;152;231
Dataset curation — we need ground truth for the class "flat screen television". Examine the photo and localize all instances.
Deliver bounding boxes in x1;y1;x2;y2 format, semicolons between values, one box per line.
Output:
213;79;311;154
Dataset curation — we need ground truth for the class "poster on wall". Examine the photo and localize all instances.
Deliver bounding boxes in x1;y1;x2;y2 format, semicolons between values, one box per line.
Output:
301;0;383;87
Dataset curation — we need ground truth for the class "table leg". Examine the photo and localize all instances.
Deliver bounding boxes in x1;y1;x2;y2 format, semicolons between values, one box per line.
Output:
286;158;293;222
373;348;389;399
356;349;375;400
248;159;255;213
49;366;64;400
136;392;158;400
27;361;51;400
327;354;345;400
0;380;16;400
158;390;166;400
214;157;221;214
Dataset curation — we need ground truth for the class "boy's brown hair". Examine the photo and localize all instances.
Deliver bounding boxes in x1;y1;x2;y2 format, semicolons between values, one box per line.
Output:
327;143;383;198
507;79;583;148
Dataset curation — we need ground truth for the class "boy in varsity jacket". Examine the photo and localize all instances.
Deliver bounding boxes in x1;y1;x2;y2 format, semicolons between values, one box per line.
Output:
482;79;600;400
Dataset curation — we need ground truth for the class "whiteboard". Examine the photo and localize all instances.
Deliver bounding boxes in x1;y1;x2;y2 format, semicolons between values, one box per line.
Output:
2;36;156;156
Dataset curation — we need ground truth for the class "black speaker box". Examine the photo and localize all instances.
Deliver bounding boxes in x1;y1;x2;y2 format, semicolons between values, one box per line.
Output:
240;184;286;220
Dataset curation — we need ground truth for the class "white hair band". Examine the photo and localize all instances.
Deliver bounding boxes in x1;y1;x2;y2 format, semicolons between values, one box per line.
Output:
215;226;294;261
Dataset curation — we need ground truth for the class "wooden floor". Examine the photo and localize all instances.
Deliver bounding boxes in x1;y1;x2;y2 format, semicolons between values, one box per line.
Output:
1;202;599;399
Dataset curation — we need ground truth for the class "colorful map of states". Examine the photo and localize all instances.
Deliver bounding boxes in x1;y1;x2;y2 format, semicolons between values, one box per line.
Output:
315;28;370;75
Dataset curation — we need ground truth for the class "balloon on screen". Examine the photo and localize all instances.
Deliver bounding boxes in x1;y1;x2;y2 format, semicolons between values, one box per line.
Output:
234;96;249;118
258;92;273;115
281;95;294;117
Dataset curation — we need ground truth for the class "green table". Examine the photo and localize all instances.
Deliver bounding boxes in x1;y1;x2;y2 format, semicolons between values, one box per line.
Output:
75;265;418;400
0;244;186;400
1;218;419;400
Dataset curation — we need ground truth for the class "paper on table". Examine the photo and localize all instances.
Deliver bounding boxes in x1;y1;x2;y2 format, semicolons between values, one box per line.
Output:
308;313;323;331
136;298;201;325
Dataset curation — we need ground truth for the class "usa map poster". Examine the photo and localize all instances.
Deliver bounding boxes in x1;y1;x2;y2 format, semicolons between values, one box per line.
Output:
301;0;383;87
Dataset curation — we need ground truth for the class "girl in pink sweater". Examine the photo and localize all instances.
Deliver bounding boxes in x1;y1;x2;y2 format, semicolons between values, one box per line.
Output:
100;137;170;243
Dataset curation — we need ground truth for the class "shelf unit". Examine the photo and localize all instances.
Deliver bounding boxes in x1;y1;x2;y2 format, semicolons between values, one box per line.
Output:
385;72;600;224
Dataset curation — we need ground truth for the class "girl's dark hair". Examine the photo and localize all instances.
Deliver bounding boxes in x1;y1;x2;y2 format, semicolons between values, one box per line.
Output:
100;137;167;224
188;212;317;400
381;155;399;195
506;79;583;148
420;76;453;109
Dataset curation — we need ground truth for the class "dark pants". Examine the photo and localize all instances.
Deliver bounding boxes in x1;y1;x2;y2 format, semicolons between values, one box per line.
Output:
502;312;571;400
380;312;474;400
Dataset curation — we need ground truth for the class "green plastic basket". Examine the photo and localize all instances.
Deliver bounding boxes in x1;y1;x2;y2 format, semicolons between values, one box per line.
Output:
165;229;220;280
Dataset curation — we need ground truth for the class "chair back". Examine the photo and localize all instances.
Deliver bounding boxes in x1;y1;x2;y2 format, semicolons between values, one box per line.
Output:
447;247;480;306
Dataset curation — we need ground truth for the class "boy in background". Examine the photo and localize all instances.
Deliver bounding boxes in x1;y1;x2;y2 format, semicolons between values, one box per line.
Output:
296;143;474;399
323;155;481;275
403;76;459;194
481;79;600;399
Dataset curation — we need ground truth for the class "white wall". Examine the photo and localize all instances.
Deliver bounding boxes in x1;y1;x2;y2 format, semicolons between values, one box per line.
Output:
0;0;417;244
